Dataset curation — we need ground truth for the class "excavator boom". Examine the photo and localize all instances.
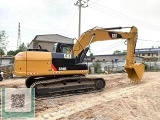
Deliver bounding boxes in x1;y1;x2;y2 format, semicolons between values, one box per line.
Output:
73;26;144;83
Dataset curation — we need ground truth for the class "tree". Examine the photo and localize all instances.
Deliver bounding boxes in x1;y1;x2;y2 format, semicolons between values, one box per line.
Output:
0;49;5;55
7;42;27;56
7;50;16;56
92;61;102;74
113;50;126;54
87;47;93;57
18;42;27;51
0;30;8;65
142;62;149;71
113;50;121;54
0;30;8;51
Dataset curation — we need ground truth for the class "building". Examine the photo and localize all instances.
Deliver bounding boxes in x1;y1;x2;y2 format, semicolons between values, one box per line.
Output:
28;34;74;52
135;47;160;62
92;54;143;63
0;55;14;66
84;54;143;73
0;55;14;79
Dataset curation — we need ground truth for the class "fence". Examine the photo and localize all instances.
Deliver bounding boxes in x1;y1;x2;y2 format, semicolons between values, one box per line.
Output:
144;62;160;71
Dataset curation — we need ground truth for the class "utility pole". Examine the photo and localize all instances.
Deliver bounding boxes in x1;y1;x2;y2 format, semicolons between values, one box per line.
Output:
17;22;21;49
74;0;89;38
158;47;160;62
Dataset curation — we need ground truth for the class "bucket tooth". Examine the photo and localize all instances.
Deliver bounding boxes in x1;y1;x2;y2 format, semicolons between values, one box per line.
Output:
125;63;145;83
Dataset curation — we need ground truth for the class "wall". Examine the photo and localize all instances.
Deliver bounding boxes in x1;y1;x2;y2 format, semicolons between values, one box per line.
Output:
145;62;160;70
87;55;143;73
1;58;13;66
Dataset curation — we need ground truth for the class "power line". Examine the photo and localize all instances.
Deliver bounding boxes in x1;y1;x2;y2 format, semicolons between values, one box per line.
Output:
138;39;160;42
89;3;160;32
62;8;79;34
92;38;160;55
89;0;101;6
93;40;124;54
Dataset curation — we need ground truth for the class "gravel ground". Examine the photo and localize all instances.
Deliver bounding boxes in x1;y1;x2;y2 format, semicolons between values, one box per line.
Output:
0;72;160;120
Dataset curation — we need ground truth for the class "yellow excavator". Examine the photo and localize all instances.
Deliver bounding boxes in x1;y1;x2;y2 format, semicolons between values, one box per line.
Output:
14;26;144;97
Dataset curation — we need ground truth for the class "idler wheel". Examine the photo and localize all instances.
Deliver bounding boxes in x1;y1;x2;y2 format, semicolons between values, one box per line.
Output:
95;78;106;89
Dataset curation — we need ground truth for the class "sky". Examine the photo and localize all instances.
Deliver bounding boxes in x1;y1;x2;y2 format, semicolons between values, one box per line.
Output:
0;0;160;55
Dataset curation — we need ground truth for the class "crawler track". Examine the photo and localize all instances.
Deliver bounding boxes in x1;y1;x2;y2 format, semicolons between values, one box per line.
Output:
30;76;106;98
35;87;103;100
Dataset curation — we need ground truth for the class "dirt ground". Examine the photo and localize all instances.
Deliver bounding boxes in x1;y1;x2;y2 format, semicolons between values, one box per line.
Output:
0;72;160;120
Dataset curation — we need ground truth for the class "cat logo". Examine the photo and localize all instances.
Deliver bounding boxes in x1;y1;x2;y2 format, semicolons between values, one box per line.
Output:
111;33;117;38
64;54;72;59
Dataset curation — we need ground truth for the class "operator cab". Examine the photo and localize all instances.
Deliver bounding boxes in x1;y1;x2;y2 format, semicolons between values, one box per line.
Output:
51;42;89;71
53;42;74;53
53;42;89;63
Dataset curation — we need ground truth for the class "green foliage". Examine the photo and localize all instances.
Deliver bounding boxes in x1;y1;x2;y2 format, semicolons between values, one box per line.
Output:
90;53;93;57
122;51;127;54
7;42;27;56
142;62;149;71
0;30;8;52
18;42;27;51
92;61;102;74
113;50;121;54
7;50;17;56
0;49;5;55
113;50;126;54
88;47;93;57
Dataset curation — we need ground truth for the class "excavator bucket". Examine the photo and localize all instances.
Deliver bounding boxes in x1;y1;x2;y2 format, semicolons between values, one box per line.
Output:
125;63;145;83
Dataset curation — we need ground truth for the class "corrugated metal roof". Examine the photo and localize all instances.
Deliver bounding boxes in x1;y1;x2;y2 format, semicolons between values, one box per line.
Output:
94;54;126;57
0;55;14;58
33;34;74;43
93;54;143;58
135;51;158;54
135;48;159;54
136;48;160;51
123;48;160;54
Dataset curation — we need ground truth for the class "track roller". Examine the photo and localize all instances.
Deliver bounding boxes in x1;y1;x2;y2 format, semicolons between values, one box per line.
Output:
25;77;36;88
95;78;106;89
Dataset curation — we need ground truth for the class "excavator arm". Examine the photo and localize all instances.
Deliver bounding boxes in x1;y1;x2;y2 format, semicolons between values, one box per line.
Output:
73;26;144;83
